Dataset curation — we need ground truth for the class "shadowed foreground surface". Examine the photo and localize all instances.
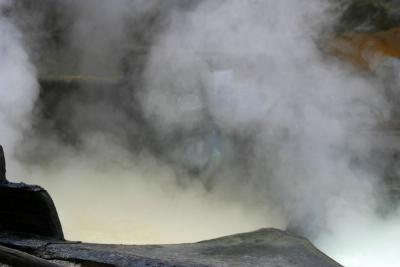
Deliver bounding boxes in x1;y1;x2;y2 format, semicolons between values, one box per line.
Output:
0;229;341;267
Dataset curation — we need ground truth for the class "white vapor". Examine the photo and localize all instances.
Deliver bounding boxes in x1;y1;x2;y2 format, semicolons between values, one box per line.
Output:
7;0;284;245
0;0;38;167
3;0;400;266
143;0;384;228
142;0;398;266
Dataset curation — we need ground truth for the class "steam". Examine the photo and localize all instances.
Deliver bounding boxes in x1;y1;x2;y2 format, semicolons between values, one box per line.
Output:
2;0;400;266
7;0;284;244
66;0;162;77
0;0;38;170
142;0;387;235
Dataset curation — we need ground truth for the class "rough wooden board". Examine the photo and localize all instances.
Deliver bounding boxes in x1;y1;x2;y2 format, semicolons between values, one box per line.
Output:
0;229;342;267
0;244;60;267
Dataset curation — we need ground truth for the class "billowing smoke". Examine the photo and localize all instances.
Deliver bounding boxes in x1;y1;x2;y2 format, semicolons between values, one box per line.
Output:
2;0;400;266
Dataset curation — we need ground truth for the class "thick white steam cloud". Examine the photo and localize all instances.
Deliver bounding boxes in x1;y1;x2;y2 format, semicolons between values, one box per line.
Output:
2;0;400;266
142;0;399;266
7;0;284;245
144;0;384;231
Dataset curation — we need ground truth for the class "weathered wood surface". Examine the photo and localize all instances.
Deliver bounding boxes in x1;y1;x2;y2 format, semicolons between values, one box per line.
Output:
0;229;342;267
0;244;60;267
